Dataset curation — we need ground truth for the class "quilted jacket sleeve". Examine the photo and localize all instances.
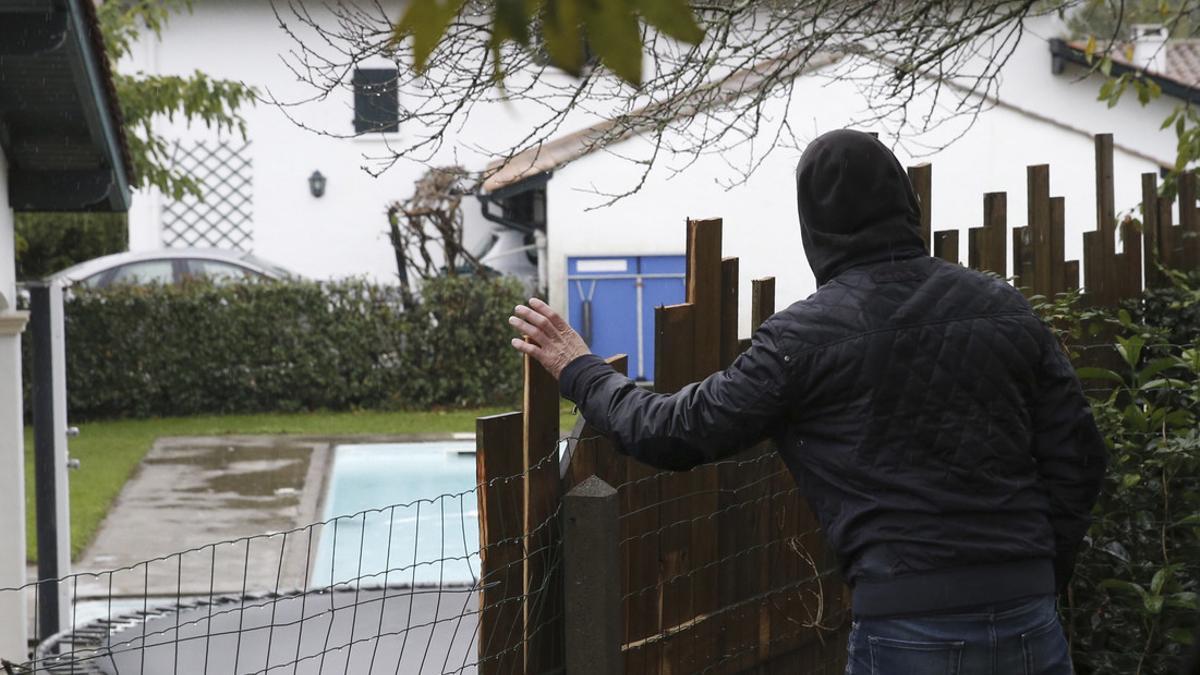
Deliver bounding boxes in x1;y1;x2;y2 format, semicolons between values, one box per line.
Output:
559;317;796;471
1030;325;1108;592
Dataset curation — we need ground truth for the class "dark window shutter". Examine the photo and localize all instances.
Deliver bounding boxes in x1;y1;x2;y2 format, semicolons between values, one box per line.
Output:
353;68;399;134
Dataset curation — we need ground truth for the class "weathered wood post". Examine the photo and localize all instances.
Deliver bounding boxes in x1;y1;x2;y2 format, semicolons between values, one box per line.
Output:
476;411;526;675
563;475;623;675
523;349;563;673
908;163;933;252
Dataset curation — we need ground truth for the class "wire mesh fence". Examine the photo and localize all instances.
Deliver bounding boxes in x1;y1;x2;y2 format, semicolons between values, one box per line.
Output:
3;442;553;675
2;434;852;675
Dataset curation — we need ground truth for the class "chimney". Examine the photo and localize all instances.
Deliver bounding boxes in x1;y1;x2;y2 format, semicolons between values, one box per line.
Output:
1132;24;1168;73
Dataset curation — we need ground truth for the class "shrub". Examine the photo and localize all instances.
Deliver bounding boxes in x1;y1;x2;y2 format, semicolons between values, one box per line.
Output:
34;275;524;420
15;212;127;281
1039;274;1200;674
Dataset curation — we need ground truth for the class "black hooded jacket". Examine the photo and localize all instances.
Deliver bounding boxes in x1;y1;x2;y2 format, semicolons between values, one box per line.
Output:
559;130;1107;617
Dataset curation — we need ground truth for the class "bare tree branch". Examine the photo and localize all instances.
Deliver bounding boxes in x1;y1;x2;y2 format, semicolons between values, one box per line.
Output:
268;0;1079;204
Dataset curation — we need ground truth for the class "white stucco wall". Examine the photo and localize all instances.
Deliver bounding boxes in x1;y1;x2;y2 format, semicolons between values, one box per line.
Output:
994;18;1182;160
126;8;1182;304
546;22;1172;334
0;144;29;663
121;0;595;282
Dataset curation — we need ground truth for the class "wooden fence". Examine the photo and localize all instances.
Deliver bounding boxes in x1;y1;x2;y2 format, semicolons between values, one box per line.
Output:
474;132;1198;675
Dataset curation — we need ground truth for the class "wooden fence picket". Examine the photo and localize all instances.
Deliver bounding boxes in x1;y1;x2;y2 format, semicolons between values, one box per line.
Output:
523;351;563;673
475;412;526;675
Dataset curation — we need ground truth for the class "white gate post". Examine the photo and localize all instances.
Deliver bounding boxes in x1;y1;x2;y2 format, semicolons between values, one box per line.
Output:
0;142;31;661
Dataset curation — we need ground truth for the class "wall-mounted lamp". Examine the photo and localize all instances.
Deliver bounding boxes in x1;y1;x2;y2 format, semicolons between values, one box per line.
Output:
308;170;327;198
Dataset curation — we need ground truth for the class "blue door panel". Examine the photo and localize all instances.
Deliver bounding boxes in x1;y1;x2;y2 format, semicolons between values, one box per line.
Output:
640;275;686;379
640;255;686;274
568;276;637;373
567;255;686;381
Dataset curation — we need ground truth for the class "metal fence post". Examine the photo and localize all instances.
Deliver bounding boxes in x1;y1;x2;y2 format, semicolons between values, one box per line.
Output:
563;475;622;675
29;282;72;641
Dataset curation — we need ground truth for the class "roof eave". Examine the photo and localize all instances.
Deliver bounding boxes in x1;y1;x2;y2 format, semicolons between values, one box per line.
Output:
1049;37;1200;106
65;0;131;211
0;0;133;213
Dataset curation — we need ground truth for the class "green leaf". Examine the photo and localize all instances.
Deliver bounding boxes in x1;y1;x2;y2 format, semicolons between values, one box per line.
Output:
1167;592;1199;610
1121;403;1147;431
583;0;644;85
1116;335;1144;369
1151;567;1171;595
1138;356;1183;384
1120;472;1142;488
1173;513;1200;527
1076;366;1126;385
1099;578;1148;599
1107;79;1126;108
493;0;532;46
1166;627;1196;645
393;0;469;71
1100;56;1113;77
1162;108;1179;130
541;0;587;76
1139;377;1189;391
1164;409;1196;428
1144;594;1164;615
1084;35;1097;60
635;0;704;44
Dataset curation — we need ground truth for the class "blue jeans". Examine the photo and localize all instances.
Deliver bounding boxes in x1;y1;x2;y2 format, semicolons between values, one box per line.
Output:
845;595;1072;675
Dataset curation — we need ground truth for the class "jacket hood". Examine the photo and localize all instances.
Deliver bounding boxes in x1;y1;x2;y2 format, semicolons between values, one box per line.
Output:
795;130;926;285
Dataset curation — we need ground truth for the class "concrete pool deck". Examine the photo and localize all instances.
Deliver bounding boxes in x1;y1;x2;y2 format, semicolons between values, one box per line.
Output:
73;433;476;599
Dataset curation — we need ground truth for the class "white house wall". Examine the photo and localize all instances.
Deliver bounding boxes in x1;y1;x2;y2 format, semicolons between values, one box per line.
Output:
547;45;1166;336
126;7;1183;295
988;18;1182;160
121;0;591;282
0;142;29;663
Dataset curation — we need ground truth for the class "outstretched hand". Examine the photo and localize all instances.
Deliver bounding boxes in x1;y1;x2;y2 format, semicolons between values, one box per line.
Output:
508;298;591;379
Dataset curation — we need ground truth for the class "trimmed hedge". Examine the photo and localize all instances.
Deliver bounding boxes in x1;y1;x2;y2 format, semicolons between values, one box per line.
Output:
38;276;525;420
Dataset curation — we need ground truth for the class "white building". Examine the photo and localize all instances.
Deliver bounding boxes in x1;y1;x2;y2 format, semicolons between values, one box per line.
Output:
124;5;1195;377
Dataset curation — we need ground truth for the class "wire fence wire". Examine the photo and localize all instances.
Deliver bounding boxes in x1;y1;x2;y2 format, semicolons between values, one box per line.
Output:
609;446;850;675
2;446;563;675
2;435;851;675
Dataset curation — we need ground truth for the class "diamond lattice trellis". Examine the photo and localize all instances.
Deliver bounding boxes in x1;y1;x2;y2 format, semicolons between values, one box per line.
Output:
161;140;254;251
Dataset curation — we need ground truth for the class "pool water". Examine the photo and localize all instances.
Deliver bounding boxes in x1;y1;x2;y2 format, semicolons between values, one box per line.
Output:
311;441;480;588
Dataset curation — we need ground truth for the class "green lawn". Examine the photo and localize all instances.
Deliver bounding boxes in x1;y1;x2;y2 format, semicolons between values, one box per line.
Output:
25;404;580;563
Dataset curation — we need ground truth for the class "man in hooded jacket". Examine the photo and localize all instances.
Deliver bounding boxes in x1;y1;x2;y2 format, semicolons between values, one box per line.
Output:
507;129;1106;674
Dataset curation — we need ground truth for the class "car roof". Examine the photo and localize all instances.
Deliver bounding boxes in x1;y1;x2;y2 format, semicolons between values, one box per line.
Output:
47;248;287;282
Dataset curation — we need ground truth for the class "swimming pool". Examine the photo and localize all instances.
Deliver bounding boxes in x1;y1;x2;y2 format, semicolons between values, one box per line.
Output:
311;441;480;589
